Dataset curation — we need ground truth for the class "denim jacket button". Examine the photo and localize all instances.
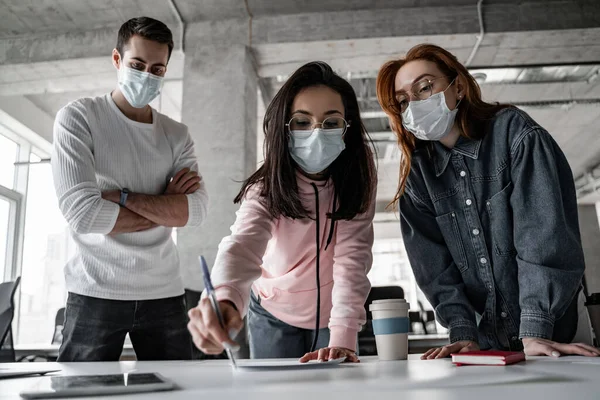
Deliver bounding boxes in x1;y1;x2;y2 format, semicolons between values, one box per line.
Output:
501;311;508;318
472;229;480;236
466;199;473;206
480;257;487;264
460;171;466;177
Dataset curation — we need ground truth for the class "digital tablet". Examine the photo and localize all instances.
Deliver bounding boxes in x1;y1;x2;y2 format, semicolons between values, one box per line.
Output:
20;373;175;399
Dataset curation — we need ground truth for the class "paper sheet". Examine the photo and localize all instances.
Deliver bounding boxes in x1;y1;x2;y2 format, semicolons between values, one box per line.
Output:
235;358;345;370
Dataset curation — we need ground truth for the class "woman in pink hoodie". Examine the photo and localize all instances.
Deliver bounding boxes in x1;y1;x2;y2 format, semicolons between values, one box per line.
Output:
187;61;377;362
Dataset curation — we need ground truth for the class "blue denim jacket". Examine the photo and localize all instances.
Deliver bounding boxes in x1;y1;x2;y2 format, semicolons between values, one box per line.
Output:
400;107;584;350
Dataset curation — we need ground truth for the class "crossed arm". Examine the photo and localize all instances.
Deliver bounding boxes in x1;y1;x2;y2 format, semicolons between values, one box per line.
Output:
103;168;202;234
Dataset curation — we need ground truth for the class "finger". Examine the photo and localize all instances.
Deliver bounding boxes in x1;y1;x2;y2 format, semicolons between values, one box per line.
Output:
422;348;437;360
460;343;478;353
171;168;190;184
180;177;201;194
427;348;443;360
531;343;560;357
187;308;204;330
436;346;454;359
179;171;199;186
556;343;599;357
188;321;222;354
317;348;329;362
187;320;202;342
329;348;339;360
571;343;600;356
299;351;318;363
187;311;220;349
222;305;244;339
185;183;201;194
345;352;360;363
199;299;239;350
173;172;198;193
193;333;223;354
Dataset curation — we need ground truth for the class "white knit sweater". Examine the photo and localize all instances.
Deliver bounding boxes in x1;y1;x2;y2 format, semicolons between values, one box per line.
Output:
51;94;208;301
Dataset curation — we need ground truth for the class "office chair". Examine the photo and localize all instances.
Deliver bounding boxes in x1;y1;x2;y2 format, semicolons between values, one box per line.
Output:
51;307;65;345
0;277;21;362
358;285;405;356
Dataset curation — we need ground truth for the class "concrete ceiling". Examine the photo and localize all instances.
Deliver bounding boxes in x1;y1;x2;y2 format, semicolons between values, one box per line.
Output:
1;0;600;204
0;0;483;39
0;0;178;38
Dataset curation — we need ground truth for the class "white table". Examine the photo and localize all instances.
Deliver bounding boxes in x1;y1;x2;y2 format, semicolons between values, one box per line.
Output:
1;355;599;399
13;335;450;360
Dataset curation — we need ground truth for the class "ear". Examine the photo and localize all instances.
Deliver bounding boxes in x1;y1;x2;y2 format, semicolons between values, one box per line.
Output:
112;49;121;70
455;75;466;100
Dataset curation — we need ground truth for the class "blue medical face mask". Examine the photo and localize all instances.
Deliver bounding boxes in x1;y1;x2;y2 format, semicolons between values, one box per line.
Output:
288;128;346;174
117;65;163;108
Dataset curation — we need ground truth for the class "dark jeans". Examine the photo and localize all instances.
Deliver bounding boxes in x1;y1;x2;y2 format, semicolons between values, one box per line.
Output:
58;293;192;362
248;292;330;359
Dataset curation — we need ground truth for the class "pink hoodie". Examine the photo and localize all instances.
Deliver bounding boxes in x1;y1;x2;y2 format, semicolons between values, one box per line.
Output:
210;172;374;351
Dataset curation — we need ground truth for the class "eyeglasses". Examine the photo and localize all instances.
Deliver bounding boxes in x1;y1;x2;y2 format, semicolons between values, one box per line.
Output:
392;76;454;114
286;116;349;135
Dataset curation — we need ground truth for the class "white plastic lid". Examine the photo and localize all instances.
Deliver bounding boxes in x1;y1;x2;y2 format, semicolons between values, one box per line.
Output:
369;299;410;311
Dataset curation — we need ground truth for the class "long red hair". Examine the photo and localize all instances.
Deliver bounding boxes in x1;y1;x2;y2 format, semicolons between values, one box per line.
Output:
376;44;510;205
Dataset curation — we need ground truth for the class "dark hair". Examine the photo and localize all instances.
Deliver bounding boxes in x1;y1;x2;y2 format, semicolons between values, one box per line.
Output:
235;61;377;221
376;43;511;202
116;17;174;60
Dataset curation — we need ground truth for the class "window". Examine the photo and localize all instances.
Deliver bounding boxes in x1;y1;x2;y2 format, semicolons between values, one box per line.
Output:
0;134;18;189
0;198;10;278
17;155;72;344
368;238;418;306
0;132;22;283
368;229;447;335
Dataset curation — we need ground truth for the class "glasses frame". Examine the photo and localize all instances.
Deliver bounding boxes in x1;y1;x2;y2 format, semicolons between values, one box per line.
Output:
285;116;350;136
391;75;455;114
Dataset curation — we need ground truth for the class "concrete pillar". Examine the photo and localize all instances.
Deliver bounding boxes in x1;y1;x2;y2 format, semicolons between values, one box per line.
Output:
178;43;258;288
578;204;600;294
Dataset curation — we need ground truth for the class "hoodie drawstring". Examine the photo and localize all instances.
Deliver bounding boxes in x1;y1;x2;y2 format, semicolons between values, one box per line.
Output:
309;183;337;352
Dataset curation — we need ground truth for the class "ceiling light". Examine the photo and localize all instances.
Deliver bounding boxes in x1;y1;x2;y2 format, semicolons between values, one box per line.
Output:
471;72;487;84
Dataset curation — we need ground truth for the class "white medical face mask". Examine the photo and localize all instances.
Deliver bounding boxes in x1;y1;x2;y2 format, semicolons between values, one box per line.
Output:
401;83;460;141
288;128;346;174
118;65;163;108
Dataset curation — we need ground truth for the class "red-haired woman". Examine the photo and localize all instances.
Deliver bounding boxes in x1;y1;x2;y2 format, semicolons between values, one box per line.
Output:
376;44;599;359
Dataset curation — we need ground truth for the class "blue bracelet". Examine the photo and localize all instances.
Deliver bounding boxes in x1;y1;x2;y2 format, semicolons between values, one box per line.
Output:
119;188;129;207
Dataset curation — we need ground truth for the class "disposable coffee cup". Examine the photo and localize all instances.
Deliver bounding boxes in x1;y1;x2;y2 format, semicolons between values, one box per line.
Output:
369;299;410;360
585;293;600;345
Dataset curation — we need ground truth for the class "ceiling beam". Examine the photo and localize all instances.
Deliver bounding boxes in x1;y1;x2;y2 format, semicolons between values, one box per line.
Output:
3;1;599;66
255;28;600;78
0;51;184;96
251;1;600;45
0;95;54;151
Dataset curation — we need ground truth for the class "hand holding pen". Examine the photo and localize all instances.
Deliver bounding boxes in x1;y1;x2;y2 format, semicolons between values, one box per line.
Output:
187;256;244;366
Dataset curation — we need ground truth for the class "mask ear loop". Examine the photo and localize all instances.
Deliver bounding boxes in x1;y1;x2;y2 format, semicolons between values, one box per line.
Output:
445;77;463;110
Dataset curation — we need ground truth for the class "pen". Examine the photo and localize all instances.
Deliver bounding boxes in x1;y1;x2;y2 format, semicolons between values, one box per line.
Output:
199;256;238;369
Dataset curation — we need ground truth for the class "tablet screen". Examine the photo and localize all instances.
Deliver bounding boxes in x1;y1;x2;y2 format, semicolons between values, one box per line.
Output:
21;373;174;399
47;373;167;389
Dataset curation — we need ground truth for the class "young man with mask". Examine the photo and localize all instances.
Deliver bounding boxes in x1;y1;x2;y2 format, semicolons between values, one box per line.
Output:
51;17;208;362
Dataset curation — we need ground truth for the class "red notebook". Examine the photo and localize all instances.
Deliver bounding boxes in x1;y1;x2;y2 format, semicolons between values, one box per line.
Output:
451;351;525;366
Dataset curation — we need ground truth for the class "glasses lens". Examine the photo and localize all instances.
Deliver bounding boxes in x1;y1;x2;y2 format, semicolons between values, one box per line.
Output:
322;117;346;131
412;79;434;101
289;116;313;131
394;93;409;114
